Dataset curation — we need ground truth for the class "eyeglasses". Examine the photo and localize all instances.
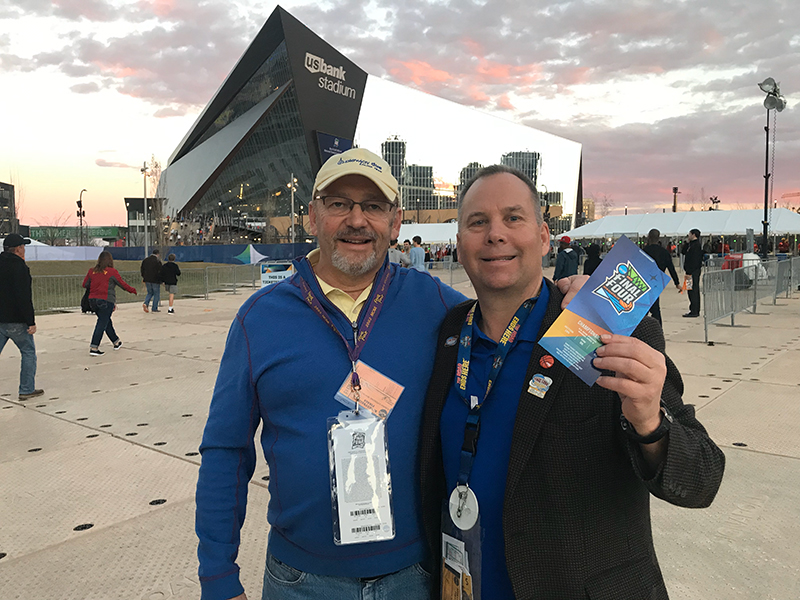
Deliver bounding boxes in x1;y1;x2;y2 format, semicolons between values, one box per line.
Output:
315;195;397;217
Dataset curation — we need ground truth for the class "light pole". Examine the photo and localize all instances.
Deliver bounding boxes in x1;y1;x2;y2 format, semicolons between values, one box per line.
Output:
287;173;298;244
141;162;149;257
416;198;420;223
672;187;680;213
624;205;628;216
77;189;87;246
758;77;787;258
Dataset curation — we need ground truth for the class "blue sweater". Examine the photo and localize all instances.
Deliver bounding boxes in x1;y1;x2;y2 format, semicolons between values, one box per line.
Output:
196;257;466;600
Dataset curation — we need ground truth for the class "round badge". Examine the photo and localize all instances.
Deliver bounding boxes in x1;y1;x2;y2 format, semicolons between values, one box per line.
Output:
540;354;555;369
448;485;479;531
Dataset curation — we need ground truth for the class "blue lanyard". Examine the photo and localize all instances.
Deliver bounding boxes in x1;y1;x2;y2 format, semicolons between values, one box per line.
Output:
454;298;536;487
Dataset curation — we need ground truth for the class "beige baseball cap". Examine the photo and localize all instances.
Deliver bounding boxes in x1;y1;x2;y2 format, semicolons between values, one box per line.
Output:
313;148;399;202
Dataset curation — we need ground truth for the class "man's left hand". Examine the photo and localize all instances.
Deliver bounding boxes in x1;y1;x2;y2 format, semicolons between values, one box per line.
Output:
593;334;666;435
557;275;589;309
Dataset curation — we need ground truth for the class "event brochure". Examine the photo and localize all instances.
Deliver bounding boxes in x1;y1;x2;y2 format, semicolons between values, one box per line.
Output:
539;236;670;386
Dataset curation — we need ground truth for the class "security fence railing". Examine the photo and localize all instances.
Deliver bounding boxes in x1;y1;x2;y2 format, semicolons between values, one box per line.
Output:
31;261;471;314
702;256;800;343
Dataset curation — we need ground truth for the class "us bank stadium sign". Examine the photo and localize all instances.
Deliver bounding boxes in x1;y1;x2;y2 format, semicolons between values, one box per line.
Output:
305;52;357;100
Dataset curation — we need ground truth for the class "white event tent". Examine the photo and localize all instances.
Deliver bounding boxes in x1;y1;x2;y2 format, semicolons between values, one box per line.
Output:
398;223;458;244
563;209;800;240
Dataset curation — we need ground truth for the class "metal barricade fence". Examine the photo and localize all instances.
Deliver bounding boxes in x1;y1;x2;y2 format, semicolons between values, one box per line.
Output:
775;259;791;300
702;270;734;343
792;257;800;293
31;274;88;313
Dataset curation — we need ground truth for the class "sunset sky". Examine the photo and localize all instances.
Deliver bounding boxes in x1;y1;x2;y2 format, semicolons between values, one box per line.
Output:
1;0;798;228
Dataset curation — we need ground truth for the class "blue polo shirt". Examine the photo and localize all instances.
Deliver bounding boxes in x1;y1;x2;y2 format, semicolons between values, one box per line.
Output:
440;281;550;599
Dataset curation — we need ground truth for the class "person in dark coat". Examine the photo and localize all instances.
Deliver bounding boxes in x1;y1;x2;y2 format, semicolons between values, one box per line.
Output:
643;229;682;325
553;235;578;280
160;253;181;314
419;167;724;600
680;229;703;317
140;248;162;313
0;234;43;399
583;243;602;276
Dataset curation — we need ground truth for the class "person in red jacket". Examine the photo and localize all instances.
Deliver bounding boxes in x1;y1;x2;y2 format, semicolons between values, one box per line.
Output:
82;251;137;356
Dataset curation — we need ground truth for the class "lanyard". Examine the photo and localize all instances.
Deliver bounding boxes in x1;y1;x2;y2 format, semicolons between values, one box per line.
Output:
454;298;537;488
298;263;392;412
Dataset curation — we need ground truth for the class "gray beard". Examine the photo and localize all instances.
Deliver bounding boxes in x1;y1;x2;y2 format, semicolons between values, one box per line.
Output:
331;245;379;277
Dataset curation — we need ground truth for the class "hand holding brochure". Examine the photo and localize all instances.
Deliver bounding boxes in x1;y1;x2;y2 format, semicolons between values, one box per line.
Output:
539;236;670;385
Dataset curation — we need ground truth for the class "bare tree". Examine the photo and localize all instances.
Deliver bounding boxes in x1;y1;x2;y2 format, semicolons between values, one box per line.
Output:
34;212;73;246
145;155;171;250
591;193;615;218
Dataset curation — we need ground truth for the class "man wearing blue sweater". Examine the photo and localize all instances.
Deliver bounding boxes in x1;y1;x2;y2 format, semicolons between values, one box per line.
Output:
196;148;585;600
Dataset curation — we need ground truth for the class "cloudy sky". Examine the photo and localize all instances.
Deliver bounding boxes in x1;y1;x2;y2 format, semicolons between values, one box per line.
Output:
1;0;798;227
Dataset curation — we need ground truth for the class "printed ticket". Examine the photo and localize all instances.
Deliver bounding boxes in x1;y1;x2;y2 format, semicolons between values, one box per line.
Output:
539;236;670;385
335;361;405;419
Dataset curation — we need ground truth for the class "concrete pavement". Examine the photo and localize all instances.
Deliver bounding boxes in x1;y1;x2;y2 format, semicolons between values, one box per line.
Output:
1;271;798;599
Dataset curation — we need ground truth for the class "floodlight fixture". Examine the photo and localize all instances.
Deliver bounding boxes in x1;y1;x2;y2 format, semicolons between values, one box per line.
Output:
758;77;777;94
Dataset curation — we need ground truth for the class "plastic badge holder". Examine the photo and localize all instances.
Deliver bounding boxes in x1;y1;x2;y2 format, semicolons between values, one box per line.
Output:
327;410;395;545
441;504;482;600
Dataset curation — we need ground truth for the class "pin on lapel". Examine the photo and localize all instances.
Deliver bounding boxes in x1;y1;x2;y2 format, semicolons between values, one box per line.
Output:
445;336;458;347
539;355;555;369
527;374;553;398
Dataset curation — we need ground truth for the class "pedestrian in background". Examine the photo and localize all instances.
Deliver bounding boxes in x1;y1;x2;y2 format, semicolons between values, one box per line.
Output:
681;229;703;318
583;243;602;276
83;251;137;356
0;234;43;400
409;235;427;272
141;248;162;313
643;229;681;325
160;253;181;315
387;239;411;266
553;234;578;281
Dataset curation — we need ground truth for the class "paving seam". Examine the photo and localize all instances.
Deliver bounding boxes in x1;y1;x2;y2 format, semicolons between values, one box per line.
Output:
0;497;198;567
1;401;269;484
716;445;800;462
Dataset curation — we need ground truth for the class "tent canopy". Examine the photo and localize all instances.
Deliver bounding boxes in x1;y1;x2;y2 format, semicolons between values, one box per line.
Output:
563;209;800;239
398;223;458;244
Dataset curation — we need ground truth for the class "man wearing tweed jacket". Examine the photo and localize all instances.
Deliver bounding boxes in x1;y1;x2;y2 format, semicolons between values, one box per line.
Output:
419;165;725;600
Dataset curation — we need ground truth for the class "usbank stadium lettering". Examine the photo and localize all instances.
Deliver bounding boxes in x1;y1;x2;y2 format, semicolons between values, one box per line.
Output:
305;52;357;100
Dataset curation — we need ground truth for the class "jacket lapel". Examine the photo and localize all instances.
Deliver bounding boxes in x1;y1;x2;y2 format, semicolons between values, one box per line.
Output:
505;280;571;501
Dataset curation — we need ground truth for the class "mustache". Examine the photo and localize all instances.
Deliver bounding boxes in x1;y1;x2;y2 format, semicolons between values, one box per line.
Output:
335;227;377;241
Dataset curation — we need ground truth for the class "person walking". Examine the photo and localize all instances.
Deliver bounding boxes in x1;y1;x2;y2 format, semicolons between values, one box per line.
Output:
643;229;681;325
553;234;578;280
160;253;181;314
82;251;137;356
140;248;162;313
583;243;602;276
0;234;43;400
681;229;703;317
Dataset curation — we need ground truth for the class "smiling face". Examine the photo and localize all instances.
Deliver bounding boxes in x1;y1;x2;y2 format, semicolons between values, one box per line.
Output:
457;172;550;302
309;174;402;286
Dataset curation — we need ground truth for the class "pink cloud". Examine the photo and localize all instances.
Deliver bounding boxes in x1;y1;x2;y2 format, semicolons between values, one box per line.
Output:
95;159;138;169
386;59;452;87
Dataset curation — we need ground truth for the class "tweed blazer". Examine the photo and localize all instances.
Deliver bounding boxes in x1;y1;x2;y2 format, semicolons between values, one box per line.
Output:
419;279;725;600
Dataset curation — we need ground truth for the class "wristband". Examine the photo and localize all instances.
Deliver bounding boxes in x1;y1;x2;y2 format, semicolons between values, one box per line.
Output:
620;405;673;444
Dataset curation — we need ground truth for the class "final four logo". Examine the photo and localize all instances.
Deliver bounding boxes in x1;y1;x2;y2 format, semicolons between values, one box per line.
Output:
592;261;651;314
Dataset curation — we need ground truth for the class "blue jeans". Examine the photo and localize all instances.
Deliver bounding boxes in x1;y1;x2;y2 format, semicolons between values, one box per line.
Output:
143;282;160;310
88;299;119;348
0;322;37;394
261;552;432;600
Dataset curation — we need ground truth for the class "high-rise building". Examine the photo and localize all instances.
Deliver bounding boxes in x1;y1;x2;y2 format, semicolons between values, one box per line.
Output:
457;162;484;196
500;151;540;189
381;137;406;184
582;197;595;222
0;182;17;236
404;165;435;211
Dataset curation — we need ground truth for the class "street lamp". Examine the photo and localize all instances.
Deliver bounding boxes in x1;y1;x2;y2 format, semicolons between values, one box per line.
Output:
287;174;298;244
672;187;680;213
624;205;628;216
758;77;787;258
416;198;420;223
76;189;87;246
141;162;149;257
